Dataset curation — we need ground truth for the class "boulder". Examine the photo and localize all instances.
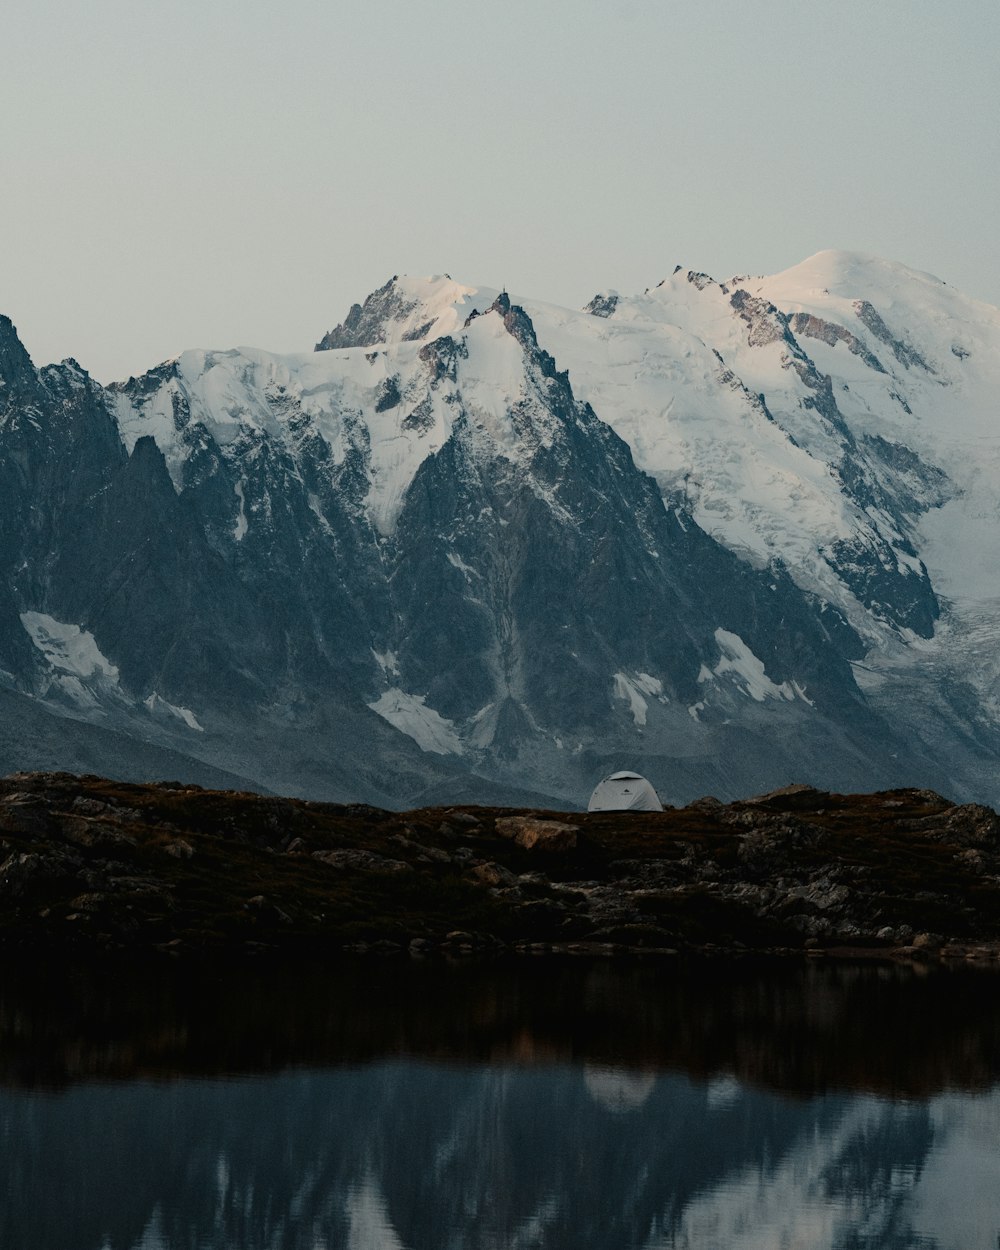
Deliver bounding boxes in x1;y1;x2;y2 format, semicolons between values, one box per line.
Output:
311;848;411;873
470;861;518;887
941;804;1000;849
162;839;194;860
495;817;579;852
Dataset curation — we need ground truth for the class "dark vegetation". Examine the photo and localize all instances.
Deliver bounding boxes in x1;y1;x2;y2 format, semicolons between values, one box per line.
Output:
2;773;1000;960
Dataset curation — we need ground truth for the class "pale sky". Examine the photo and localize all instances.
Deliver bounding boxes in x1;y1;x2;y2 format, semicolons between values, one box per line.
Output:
2;0;998;382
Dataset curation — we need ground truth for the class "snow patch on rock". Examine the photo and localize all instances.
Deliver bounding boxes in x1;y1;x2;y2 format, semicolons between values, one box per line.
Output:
233;481;248;541
368;688;463;755
372;649;400;677
21;612;119;683
144;692;204;732
707;629;798;704
613;671;665;726
20;612;126;712
447;552;480;579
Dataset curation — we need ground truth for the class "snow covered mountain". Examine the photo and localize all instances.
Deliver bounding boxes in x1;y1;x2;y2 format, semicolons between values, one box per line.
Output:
2;250;999;806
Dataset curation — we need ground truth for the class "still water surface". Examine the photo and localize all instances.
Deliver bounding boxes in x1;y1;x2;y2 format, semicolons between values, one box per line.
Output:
1;958;999;1249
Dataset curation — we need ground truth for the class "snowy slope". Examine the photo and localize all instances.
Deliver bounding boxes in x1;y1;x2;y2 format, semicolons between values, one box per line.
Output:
302;254;993;649
755;252;1000;603
113;256;973;618
298;254;1000;644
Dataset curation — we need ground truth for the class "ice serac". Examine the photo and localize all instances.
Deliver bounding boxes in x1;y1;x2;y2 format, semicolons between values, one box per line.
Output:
2;251;1000;806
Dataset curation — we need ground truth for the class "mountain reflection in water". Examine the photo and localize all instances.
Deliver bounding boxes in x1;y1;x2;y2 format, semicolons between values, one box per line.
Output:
1;959;999;1249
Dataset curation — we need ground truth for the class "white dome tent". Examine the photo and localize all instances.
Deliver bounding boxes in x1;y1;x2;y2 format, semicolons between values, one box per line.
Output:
587;771;663;812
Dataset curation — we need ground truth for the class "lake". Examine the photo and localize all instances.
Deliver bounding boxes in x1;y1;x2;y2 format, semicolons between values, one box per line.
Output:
1;956;999;1249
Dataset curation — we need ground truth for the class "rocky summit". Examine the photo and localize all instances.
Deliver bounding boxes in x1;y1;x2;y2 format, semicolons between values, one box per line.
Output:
2;772;1000;960
2;253;1000;807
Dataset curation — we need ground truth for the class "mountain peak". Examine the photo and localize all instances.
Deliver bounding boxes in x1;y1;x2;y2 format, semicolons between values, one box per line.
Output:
315;274;499;352
0;315;38;394
760;249;951;301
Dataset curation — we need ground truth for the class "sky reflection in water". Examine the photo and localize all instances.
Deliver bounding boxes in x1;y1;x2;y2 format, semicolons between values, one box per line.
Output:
1;958;999;1249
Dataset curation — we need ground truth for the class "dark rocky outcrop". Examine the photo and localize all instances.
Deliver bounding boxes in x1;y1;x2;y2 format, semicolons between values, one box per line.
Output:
787;311;887;372
315;276;416;350
854;299;935;372
2;772;999;962
583;292;619;318
0;315;38;395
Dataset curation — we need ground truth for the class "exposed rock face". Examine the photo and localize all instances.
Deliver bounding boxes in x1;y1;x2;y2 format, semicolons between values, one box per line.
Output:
0;315;37;393
854;299;934;372
314;274;465;351
788;312;886;372
583;291;619;318
314;276;416;349
729;289;797;349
